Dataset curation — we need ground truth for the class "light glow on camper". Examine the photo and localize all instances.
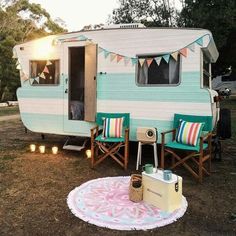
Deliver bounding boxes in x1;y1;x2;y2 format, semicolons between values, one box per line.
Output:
32;38;54;59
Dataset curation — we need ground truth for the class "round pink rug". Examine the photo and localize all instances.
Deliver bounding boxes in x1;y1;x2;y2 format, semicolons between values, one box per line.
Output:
67;176;187;230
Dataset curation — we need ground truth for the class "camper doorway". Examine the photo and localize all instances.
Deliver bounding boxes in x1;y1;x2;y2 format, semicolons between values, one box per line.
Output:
63;42;97;134
69;47;85;121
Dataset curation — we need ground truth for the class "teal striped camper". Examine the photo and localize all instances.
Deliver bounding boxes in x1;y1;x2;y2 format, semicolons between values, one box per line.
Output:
14;25;219;143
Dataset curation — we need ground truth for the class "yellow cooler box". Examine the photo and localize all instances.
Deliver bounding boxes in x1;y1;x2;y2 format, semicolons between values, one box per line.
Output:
142;171;182;213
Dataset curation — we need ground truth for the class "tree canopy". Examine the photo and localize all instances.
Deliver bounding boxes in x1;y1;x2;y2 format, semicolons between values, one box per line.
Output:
110;0;236;76
0;0;67;101
110;0;179;27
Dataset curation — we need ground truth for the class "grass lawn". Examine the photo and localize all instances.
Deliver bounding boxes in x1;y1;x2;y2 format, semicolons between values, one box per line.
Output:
0;106;19;116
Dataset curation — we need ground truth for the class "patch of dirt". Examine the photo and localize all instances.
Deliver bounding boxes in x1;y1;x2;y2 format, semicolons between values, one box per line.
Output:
0;116;236;236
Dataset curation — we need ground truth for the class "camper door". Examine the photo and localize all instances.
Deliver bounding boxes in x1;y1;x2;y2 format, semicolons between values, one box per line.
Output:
62;41;97;134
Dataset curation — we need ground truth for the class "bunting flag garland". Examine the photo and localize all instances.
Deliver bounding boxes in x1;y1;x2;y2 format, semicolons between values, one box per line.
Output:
139;59;145;67
154;57;162;66
146;58;153;67
16;63;22;70
171;51;179;61
131;58;138;66
117;55;123;63
163;54;171;63
46;60;52;66
12;48;17;59
30;77;39;84
43;66;49;74
104;49;110;59
98;47;104;54
14;33;211;81
35;77;40;83
187;43;195;52
179;48;188;57
95;34;210;67
40;72;46;79
196;37;203;46
21;71;29;82
124;57;130;66
110;53;116;62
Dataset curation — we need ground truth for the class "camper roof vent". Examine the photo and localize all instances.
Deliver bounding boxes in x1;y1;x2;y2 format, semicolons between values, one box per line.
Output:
103;23;146;29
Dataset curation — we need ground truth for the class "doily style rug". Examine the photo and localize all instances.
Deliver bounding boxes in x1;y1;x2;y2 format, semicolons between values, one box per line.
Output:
67;176;187;230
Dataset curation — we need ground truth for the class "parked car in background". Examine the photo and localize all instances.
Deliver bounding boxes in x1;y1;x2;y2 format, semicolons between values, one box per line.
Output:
212;73;236;97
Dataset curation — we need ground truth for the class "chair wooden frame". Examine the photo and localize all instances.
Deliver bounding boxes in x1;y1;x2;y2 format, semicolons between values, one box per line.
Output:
90;113;130;170
161;114;213;183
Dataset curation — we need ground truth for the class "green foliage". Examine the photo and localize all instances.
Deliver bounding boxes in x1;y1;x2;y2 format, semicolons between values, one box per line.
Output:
179;0;236;75
0;0;67;102
109;0;179;27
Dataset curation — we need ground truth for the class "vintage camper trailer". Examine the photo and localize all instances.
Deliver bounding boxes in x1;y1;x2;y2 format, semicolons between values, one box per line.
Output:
13;24;219;143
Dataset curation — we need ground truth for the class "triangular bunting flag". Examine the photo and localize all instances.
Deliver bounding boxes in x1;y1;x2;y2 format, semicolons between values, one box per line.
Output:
117;55;123;63
124;57;130;66
110;53;116;62
171;52;178;61
29;78;34;84
154;57;162;66
16;60;20;65
40;72;46;79
187;43;195;52
12;49;17;59
179;48;188;57
46;60;52;66
139;59;145;67
131;58;138;66
196;37;203;46
163;54;170;63
104;50;110;59
43;66;49;74
21;72;28;81
146;58;153;67
35;77;40;83
16;64;22;70
98;47;104;54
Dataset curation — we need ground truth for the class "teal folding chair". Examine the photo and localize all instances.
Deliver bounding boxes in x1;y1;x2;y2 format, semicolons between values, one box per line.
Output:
161;114;213;183
90;112;130;170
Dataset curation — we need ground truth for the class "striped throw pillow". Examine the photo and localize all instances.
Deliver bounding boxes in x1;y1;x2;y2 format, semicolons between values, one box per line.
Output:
103;117;124;138
176;120;204;146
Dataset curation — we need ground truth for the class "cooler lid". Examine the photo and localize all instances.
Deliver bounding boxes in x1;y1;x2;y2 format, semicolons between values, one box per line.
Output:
142;171;182;184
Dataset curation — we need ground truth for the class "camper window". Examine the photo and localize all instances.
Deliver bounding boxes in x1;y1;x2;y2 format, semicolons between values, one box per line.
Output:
137;54;180;85
30;60;60;85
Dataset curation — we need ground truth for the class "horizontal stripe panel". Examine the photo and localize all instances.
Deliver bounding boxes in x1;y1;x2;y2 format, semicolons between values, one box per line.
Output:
97;100;212;121
18;98;64;115
97;72;210;102
17;87;64;99
20;113;95;136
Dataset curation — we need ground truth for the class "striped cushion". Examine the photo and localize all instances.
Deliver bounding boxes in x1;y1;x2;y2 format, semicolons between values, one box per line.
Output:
176;120;204;146
103;117;124;138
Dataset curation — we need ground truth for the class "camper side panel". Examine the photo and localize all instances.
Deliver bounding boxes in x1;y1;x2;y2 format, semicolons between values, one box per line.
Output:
96;45;212;142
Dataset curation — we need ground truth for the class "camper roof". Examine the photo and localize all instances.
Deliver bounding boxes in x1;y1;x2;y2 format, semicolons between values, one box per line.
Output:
14;27;219;63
